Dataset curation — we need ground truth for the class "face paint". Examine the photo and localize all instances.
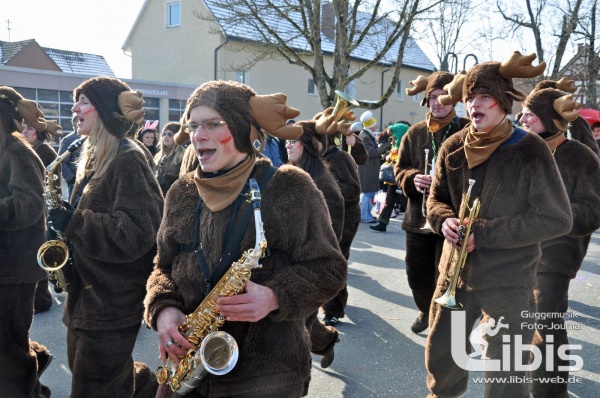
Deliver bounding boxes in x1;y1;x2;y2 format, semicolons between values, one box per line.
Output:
218;134;233;145
487;101;498;110
83;108;96;115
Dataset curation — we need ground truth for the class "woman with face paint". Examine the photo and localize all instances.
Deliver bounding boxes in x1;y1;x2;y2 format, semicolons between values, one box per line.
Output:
424;53;573;398
47;77;164;397
145;81;346;397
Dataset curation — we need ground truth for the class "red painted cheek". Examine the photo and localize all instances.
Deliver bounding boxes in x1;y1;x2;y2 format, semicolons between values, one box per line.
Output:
83;108;96;116
218;135;233;145
487;101;498;110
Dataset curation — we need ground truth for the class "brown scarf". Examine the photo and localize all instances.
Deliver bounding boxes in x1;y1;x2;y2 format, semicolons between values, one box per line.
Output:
464;119;513;169
426;109;456;133
193;153;255;212
544;131;567;154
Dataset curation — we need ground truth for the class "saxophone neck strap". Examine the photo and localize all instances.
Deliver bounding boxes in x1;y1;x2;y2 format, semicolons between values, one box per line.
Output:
188;165;276;296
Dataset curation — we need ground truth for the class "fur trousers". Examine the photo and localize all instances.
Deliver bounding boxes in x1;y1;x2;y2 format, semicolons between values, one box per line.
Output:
531;273;571;398
0;282;50;398
405;231;443;314
425;286;535;398
67;322;157;398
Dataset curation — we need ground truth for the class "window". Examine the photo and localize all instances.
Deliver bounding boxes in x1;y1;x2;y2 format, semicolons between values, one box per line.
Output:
412;93;420;103
235;71;248;84
396;80;405;101
144;97;160;122
166;1;181;28
308;79;317;96
168;99;186;122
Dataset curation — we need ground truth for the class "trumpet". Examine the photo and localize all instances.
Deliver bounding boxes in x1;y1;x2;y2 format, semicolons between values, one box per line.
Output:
421;149;432;231
434;179;480;309
422;149;430;217
332;90;359;153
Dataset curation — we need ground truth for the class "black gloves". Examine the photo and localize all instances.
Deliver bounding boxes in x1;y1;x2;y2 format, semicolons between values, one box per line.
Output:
47;201;74;240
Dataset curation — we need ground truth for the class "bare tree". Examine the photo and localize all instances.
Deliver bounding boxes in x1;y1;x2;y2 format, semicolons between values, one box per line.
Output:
496;0;584;79
573;0;600;107
415;0;481;71
195;0;439;109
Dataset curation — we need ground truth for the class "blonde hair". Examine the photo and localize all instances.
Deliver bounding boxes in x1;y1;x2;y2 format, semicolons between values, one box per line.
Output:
77;119;143;180
154;138;185;165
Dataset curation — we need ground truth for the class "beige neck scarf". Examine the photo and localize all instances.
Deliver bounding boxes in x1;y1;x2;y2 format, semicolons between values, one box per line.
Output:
193;153;255;212
544;131;567;154
426;109;456;133
464;119;514;169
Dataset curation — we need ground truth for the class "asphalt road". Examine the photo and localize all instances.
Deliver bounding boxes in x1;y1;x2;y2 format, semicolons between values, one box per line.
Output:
31;216;600;397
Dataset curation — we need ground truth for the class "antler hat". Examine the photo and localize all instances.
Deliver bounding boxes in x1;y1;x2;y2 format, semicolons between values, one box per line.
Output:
175;80;302;152
524;88;580;134
74;77;145;139
462;51;546;114
0;86;62;136
406;71;456;107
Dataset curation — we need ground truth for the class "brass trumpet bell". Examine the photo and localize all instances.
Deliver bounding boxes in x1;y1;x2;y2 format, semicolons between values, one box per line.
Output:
332;90;359;123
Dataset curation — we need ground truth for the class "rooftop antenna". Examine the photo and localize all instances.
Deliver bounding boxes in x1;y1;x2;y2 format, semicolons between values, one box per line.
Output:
6;19;11;41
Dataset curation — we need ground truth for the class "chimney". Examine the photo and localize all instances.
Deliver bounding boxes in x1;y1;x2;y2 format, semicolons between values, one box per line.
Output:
321;2;334;40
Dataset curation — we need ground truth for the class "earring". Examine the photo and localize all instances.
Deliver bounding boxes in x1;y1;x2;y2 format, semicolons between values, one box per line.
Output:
252;139;262;151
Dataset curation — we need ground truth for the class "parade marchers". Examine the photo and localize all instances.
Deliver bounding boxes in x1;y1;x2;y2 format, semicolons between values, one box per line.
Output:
3;51;600;398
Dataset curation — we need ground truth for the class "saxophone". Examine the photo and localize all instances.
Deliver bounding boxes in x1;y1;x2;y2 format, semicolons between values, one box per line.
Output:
156;178;267;394
37;136;87;292
156;154;167;184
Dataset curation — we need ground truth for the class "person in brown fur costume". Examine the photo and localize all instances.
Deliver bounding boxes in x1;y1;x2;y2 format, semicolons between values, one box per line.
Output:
394;71;470;334
425;52;573;398
320;128;364;327
0;86;54;397
534;78;600;157
145;80;347;397
520;89;600;397
288;119;344;369
21;119;64;313
46;77;164;398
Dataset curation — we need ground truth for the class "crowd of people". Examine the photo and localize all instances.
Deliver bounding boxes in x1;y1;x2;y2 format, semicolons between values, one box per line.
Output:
2;49;600;398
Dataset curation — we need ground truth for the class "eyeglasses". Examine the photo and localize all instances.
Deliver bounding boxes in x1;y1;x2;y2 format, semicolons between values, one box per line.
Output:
285;139;300;146
184;120;228;133
162;131;174;137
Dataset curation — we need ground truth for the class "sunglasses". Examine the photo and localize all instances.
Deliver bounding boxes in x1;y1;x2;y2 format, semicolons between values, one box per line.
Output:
162;131;174;137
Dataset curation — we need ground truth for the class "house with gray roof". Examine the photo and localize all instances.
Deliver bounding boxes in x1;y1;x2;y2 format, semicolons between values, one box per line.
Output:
123;0;436;126
0;39;115;77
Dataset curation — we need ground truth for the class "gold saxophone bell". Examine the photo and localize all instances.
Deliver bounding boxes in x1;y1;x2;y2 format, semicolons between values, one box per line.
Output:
434;179;480;309
37;240;69;271
37;239;72;293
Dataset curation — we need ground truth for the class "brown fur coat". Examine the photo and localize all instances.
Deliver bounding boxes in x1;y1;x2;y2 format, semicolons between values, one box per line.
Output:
539;139;600;277
145;158;347;397
63;144;163;330
323;147;361;259
312;167;344;241
396;117;469;233
427;127;573;290
0;135;46;283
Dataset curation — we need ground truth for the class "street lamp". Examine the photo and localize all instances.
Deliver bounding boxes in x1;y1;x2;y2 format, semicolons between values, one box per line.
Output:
441;52;479;73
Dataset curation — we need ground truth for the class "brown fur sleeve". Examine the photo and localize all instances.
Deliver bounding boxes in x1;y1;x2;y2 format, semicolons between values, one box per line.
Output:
0;139;45;228
64;150;164;262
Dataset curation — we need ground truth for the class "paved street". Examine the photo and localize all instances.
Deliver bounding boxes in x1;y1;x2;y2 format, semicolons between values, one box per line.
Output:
31;217;600;397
